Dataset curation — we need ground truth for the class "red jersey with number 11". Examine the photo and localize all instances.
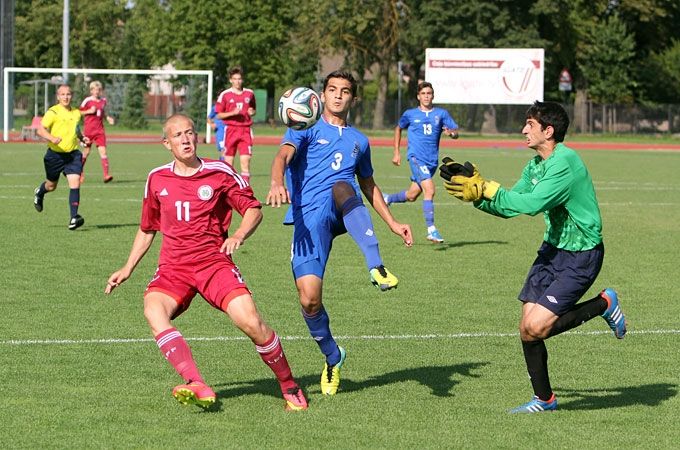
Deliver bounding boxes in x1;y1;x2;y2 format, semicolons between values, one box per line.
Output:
141;158;260;265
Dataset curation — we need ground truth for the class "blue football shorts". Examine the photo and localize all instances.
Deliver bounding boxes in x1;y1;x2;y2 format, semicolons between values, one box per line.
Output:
408;155;437;185
44;149;83;182
518;241;605;316
290;194;348;280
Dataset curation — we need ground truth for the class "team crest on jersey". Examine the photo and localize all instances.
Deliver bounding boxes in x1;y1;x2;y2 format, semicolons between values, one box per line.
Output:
351;143;360;159
197;185;214;200
435;116;441;125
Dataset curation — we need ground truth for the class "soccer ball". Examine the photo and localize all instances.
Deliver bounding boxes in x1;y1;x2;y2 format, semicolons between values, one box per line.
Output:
278;87;322;130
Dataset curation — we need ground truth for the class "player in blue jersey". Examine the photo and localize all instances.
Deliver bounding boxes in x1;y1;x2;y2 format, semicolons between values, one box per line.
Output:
266;70;413;396
207;103;226;160
383;82;459;243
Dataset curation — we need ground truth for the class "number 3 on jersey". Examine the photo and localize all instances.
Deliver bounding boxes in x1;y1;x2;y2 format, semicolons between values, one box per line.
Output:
331;152;343;170
175;200;190;221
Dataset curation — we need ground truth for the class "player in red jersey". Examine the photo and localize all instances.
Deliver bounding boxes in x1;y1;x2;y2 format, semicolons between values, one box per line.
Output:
104;114;307;411
79;81;115;183
215;67;256;183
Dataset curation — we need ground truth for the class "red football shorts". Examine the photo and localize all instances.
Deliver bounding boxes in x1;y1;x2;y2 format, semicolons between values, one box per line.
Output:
144;256;251;319
85;132;107;148
224;126;253;157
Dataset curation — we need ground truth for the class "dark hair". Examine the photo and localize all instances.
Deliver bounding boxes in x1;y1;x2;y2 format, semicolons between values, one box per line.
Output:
417;81;433;93
228;66;243;77
525;101;569;142
323;70;357;97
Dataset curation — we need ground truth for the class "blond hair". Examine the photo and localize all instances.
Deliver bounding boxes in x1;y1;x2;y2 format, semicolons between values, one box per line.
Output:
89;80;103;90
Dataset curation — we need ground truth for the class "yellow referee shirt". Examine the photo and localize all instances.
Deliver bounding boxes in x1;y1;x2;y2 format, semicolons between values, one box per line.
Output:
41;104;82;153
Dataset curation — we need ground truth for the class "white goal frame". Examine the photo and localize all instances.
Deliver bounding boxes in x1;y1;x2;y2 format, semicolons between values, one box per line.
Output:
3;67;214;142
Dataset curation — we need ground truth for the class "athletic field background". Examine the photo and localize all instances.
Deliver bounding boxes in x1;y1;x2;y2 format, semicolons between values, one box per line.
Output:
1;136;678;449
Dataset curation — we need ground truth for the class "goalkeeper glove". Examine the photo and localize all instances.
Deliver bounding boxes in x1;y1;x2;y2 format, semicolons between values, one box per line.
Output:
439;157;475;181
443;164;500;202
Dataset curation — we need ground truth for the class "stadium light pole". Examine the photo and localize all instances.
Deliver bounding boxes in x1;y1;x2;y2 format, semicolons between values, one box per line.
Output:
62;0;69;83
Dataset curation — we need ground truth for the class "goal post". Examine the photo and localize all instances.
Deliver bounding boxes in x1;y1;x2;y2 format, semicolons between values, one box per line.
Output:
3;67;214;142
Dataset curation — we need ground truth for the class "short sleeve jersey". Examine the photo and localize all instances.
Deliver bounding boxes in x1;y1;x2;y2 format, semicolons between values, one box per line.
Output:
474;143;602;251
215;88;256;127
281;116;373;214
398;107;458;166
79;96;108;136
141;159;260;265
208;105;226;133
41;104;82;153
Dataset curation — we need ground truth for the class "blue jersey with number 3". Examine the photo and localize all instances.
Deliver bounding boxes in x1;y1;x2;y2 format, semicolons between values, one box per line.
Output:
281;116;373;215
398;107;458;167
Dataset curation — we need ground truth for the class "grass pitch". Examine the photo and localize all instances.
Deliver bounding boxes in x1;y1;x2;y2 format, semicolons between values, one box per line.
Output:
1;138;678;449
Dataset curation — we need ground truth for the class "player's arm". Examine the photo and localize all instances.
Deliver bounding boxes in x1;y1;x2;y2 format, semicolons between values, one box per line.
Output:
392;126;403;166
220;207;263;255
105;228;156;294
358;175;413;247
266;143;295;207
443;126;459;139
36;122;60;145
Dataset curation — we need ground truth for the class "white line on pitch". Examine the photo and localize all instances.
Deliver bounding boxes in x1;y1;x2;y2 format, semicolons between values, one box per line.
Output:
2;329;678;346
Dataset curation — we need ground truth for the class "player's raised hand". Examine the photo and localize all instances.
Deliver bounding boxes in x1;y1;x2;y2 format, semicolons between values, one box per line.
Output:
105;268;131;294
265;184;290;208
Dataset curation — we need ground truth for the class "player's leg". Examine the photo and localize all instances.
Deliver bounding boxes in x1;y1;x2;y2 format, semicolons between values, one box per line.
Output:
145;279;215;408
64;151;85;230
96;136;113;182
237;128;253;183
295;274;346;396
384;181;421;206
80;144;91;183
332;181;398;290
224;127;238;167
420;177;443;243
510;302;559;413
34;150;61;212
224;291;307;410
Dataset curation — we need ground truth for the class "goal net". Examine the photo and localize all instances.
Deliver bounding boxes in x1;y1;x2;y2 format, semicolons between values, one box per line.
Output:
2;67;214;142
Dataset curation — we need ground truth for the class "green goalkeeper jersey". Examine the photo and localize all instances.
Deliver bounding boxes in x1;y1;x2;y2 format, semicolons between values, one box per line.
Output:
474;143;602;251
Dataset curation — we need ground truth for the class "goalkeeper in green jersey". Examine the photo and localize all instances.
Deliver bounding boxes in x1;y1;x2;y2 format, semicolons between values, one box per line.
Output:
439;101;627;414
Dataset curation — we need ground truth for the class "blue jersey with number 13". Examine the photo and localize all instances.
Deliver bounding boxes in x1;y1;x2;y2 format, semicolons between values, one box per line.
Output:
399;107;458;167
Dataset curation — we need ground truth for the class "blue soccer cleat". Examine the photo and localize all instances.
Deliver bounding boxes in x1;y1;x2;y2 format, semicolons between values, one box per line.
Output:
509;394;557;414
601;288;626;339
427;229;444;243
321;346;346;396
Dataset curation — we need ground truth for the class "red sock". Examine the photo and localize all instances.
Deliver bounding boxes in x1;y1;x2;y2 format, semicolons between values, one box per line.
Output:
155;328;204;384
255;332;296;392
101;156;110;177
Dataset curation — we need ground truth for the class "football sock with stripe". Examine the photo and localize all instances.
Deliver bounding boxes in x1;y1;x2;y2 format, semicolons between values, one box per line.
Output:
255;332;296;392
521;339;553;401
423;199;435;228
341;197;382;270
302;306;342;366
548;296;607;338
69;188;80;218
155;327;205;384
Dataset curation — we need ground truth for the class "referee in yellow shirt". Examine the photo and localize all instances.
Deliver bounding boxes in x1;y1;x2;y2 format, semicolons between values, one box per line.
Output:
34;84;90;230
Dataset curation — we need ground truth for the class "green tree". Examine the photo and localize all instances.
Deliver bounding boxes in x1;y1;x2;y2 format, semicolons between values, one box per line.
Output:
577;14;636;104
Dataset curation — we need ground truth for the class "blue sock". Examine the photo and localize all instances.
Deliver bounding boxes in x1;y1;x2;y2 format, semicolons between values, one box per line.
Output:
302;306;341;365
69;188;80;218
341;197;382;270
387;190;408;204
423;199;435;228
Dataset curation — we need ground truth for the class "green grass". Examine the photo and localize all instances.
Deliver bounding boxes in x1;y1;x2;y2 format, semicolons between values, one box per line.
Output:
1;139;679;449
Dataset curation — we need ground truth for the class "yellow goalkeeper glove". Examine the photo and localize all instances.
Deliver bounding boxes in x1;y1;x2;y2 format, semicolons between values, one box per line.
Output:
443;164;500;202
